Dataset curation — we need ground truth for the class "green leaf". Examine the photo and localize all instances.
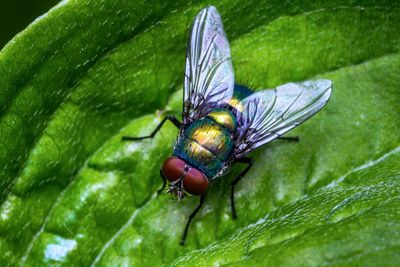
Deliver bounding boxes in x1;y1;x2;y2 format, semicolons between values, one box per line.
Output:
0;0;399;266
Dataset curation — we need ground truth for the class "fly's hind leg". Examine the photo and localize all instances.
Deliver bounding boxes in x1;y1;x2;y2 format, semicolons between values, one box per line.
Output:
121;114;181;141
180;194;206;246
277;136;299;142
230;157;253;219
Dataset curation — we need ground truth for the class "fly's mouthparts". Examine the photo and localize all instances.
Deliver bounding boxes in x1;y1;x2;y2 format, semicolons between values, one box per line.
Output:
177;190;184;201
166;187;174;193
166;180;186;200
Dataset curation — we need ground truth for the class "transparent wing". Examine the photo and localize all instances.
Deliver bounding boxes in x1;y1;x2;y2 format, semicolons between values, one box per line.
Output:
235;79;332;157
183;6;234;126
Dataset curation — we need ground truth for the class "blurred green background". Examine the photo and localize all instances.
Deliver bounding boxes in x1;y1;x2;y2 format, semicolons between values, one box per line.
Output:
0;0;57;49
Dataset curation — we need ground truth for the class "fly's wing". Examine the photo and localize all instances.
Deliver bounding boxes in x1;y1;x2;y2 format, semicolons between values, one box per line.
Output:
235;79;332;157
183;6;234;126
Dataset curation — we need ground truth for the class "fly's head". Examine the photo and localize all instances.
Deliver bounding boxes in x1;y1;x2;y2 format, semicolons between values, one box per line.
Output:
161;156;208;200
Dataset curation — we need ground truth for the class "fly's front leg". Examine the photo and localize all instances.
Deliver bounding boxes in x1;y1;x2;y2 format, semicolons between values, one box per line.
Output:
180;194;206;246
121;115;181;141
157;170;167;195
231;157;253;219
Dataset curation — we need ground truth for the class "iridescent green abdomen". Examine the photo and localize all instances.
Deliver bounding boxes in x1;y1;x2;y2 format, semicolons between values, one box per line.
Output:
173;109;236;178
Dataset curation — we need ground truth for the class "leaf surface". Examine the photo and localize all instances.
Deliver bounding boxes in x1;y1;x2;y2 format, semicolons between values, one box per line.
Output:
0;0;399;266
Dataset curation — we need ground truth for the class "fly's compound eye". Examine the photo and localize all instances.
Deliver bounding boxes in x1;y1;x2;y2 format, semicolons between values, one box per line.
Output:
161;156;186;182
183;168;208;195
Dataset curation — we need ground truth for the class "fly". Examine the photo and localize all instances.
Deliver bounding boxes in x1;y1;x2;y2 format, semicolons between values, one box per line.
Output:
122;6;332;245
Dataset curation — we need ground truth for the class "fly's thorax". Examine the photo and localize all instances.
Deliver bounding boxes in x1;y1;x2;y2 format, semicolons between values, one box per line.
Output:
206;108;237;133
179;137;217;166
173;116;234;178
185;118;233;159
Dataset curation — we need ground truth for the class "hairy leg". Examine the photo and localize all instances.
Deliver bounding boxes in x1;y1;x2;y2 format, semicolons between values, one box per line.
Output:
180;194;206;245
122;115;181;141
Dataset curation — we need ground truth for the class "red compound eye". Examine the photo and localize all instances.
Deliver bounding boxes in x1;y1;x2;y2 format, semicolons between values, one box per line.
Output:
161;156;186;182
183;168;209;195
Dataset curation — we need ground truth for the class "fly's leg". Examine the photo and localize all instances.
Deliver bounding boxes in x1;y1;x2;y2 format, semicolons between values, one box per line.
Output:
180;194;206;246
231;157;253;219
121;115;181;141
277;136;299;142
157;170;167;195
